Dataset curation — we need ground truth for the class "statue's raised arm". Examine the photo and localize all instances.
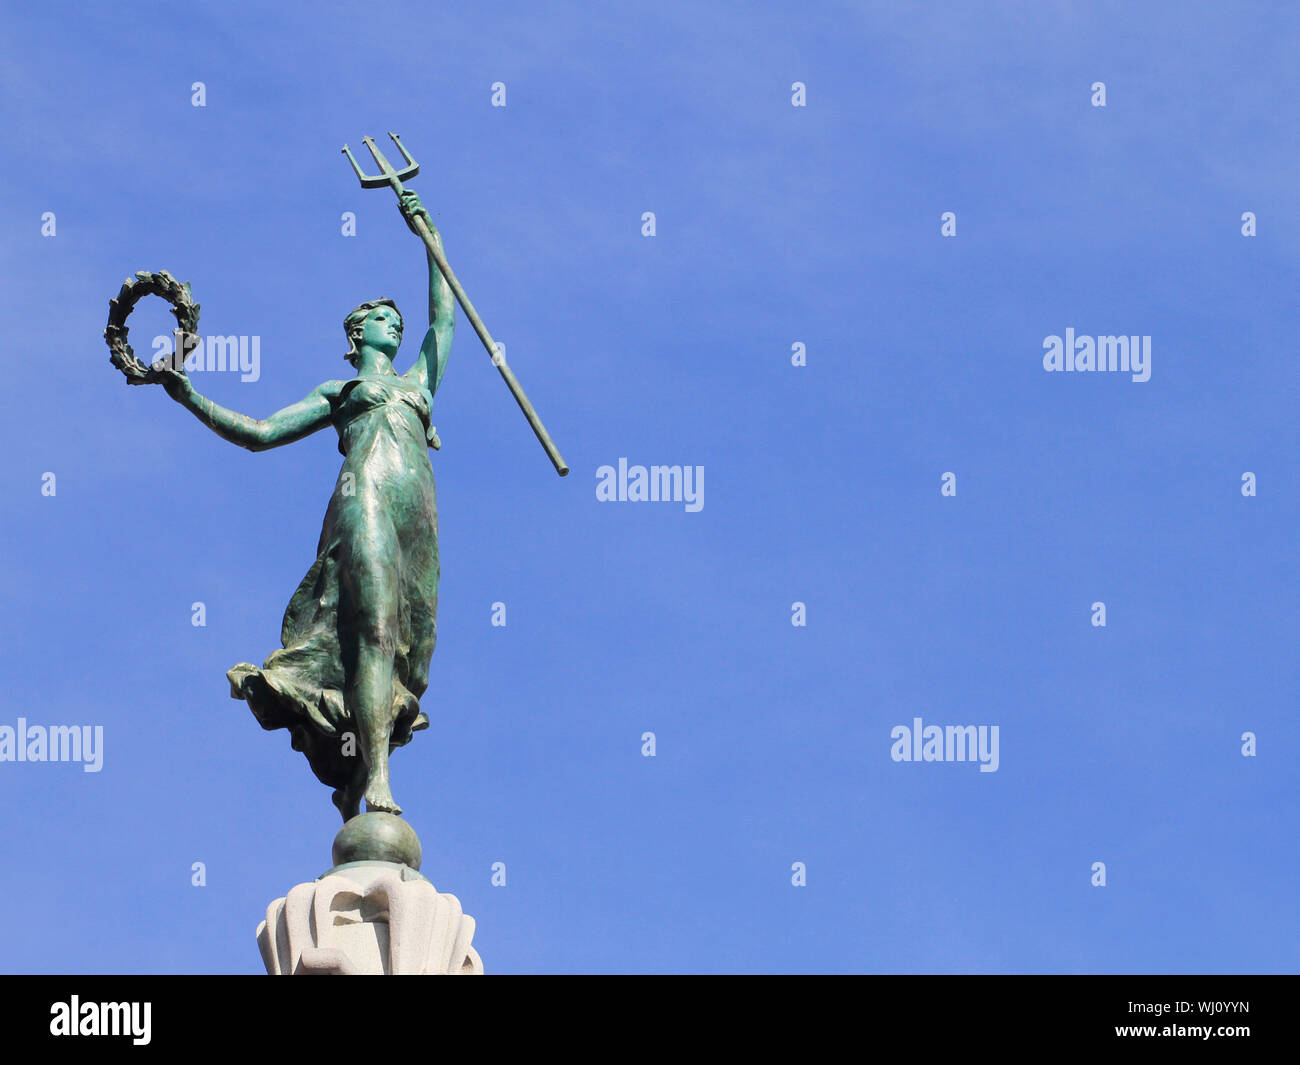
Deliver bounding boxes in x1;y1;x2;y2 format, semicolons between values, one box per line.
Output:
397;190;454;398
343;132;566;475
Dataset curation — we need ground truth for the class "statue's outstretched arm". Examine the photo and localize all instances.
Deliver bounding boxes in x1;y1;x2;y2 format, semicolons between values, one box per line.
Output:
159;369;339;452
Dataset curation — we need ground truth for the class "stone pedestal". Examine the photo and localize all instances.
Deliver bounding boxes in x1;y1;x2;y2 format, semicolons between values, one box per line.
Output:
257;813;483;975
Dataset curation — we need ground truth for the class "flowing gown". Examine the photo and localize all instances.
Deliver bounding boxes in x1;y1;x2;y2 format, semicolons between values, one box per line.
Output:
227;373;439;799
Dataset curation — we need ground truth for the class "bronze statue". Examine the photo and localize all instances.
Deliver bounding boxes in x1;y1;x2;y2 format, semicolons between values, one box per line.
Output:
105;134;566;824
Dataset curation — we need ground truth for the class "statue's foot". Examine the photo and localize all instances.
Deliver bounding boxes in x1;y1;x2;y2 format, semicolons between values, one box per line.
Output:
364;781;402;816
332;786;361;822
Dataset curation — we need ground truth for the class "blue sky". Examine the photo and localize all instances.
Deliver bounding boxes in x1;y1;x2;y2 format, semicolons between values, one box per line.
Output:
0;1;1296;973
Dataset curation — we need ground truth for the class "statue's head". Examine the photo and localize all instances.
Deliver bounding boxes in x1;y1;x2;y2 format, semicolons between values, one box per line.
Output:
343;299;403;367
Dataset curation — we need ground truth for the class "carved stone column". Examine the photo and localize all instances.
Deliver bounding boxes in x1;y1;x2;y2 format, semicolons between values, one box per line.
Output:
257;813;483;975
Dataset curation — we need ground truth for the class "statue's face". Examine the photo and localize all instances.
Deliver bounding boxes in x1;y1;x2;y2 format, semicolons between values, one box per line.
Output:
358;305;402;355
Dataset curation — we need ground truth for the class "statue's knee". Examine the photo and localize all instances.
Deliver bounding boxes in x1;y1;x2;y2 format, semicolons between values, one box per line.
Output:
355;616;398;654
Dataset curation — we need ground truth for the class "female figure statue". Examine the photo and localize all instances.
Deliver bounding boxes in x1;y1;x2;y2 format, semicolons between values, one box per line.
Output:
153;191;451;820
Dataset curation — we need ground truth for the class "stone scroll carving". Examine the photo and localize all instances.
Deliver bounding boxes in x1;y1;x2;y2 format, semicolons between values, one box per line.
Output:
258;865;483;976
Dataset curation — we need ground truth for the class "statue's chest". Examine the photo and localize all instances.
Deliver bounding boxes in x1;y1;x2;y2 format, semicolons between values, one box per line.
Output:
336;378;431;425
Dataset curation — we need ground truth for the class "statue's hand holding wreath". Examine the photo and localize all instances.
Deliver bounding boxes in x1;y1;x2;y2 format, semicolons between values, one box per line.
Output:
151;356;194;402
104;270;200;402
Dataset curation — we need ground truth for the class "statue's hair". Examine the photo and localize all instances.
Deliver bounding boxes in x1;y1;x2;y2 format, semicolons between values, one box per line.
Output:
343;298;402;366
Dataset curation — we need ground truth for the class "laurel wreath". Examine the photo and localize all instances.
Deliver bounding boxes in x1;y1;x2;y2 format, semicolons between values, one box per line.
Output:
104;270;201;385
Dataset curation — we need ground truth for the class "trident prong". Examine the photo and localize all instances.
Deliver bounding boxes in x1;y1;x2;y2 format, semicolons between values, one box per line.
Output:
386;132;419;174
341;132;420;190
340;132;569;477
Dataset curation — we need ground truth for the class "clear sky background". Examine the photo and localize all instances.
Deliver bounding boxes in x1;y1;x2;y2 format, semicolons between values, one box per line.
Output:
1;1;1296;974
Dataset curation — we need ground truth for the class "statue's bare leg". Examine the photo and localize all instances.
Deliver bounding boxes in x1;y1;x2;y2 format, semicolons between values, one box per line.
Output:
339;522;402;815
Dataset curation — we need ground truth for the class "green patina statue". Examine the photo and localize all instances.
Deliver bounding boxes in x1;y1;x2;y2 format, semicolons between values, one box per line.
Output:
158;187;448;819
108;135;567;827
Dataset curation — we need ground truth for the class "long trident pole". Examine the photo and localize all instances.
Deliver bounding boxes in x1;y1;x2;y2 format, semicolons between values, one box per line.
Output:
343;132;569;477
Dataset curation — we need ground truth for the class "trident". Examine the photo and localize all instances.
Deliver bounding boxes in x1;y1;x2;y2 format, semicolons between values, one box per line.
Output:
343;132;569;477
